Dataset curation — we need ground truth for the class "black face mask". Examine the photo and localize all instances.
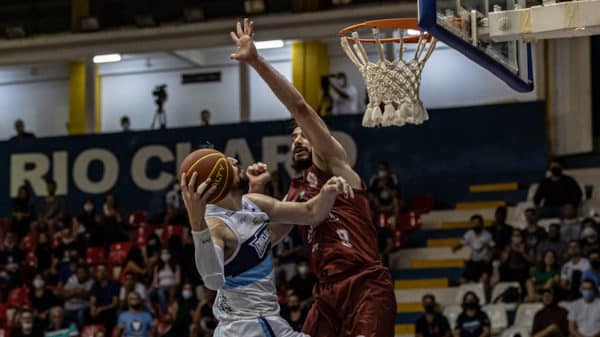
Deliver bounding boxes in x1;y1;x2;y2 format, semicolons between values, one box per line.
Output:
288;304;300;311
424;303;436;313
130;303;142;310
474;226;483;234
464;302;478;310
592;260;600;270
551;167;563;176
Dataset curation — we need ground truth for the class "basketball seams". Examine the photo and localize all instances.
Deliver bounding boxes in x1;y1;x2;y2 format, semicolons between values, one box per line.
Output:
209;156;230;203
184;152;222;178
207;157;228;203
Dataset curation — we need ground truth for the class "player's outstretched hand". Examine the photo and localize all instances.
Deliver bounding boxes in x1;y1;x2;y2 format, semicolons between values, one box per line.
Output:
322;176;355;200
230;18;258;63
247;162;271;184
181;172;217;230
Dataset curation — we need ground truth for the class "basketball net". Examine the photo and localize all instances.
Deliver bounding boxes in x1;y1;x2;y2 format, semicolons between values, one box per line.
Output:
340;28;436;127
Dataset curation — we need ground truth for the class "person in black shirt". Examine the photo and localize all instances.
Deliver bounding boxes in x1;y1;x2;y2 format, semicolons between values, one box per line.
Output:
534;160;582;218
491;206;513;254
454;292;491;337
522;208;547;260
10;309;43;337
34;232;53;272
281;293;308;332
415;294;451;337
12;186;34;239
29;273;61;322
90;264;120;334
531;288;569;337
288;260;317;305
10;119;36;140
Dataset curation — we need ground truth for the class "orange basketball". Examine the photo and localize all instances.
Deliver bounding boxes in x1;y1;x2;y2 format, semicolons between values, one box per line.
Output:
179;149;234;203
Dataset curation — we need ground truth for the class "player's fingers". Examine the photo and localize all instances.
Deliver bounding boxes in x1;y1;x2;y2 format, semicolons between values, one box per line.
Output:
230;31;239;44
236;21;243;36
230;53;238;60
200;185;217;203
348;183;355;199
249;21;254;36
196;178;211;196
180;173;188;192
188;172;198;191
243;18;249;34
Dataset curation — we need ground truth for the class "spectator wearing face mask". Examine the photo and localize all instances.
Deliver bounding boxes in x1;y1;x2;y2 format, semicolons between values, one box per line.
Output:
281;293;308;332
561;240;591;299
531;287;569;337
416;294;451;337
61;263;93;327
150;249;181;316
171;283;199;337
288;260;317;306
11;309;44;337
29;274;60;322
453;292;490;337
581;227;600;257
568;279;600;337
560;203;582;244
581;249;600;289
368;161;400;214
491;206;514;253
74;199;101;245
452;215;495;286
116;291;156;337
536;224;567;262
534;159;582;218
522;208;547;260
0;232;25;279
98;194;129;245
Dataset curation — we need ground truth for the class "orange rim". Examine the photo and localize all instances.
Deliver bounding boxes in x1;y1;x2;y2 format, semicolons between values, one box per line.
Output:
339;18;432;44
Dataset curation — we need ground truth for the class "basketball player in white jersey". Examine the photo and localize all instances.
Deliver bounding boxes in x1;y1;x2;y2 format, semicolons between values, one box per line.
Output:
180;155;353;337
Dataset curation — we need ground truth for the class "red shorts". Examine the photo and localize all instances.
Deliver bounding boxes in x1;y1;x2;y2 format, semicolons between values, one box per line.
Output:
301;264;396;337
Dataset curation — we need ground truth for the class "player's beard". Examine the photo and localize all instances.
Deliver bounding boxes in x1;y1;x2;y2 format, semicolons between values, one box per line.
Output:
231;171;249;194
292;157;313;173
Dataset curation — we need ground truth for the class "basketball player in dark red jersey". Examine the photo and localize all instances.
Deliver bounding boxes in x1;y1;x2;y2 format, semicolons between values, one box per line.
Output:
231;19;396;337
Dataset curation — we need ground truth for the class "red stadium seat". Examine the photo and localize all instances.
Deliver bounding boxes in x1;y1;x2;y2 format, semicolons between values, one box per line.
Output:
7;287;30;308
21;234;37;251
133;225;155;246
375;211;394;229
108;242;132;266
128;211;147;228
161;225;184;243
392;228;406;251
409;194;435;213
81;324;105;337
86;247;107;265
0;219;11;233
396;211;421;231
0;303;7;325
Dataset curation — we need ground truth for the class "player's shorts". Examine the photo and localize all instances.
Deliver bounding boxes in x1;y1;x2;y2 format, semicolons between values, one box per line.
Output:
214;315;310;337
302;263;396;337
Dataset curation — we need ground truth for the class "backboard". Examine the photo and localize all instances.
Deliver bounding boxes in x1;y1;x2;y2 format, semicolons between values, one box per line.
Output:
418;0;534;92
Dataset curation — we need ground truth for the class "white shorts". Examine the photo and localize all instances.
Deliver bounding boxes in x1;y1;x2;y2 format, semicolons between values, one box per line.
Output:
214;315;309;337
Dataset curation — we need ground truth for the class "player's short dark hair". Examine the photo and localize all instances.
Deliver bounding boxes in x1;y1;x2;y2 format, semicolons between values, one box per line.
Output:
495;206;507;215
470;214;484;223
525;208;536;215
422;294;436;302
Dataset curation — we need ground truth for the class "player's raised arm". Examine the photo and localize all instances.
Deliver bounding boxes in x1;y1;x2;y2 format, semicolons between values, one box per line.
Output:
180;173;227;290
230;19;355;176
246;176;354;226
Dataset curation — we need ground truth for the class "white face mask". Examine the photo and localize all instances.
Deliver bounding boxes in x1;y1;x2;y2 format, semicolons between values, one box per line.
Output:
161;253;171;262
84;204;94;212
33;279;45;289
22;322;33;331
182;290;193;299
62;237;73;245
298;265;309;275
378;170;388;178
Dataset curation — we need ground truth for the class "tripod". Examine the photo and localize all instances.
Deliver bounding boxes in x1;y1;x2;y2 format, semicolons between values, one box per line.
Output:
151;105;167;129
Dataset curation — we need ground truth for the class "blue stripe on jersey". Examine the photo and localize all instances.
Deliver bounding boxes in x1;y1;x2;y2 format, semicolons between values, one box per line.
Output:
257;317;275;337
223;254;273;289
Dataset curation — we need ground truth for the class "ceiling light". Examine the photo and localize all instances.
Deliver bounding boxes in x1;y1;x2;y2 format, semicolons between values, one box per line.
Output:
255;40;284;50
93;54;122;63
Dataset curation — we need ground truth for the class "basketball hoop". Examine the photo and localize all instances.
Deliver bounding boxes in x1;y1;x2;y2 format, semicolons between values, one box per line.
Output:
339;18;437;127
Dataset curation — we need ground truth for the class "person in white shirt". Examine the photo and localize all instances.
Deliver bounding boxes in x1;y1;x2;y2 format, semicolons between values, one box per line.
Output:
453;215;495;285
561;240;591;298
329;73;358;115
568;279;600;337
62;264;94;327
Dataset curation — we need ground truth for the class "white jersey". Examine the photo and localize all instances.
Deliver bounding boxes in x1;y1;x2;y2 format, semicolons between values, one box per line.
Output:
205;196;279;322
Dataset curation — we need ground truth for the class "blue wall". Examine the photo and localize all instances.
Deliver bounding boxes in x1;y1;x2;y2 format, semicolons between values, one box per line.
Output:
0;101;547;216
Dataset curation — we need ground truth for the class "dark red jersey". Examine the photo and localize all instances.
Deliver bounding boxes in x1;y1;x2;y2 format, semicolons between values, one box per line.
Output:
286;165;382;279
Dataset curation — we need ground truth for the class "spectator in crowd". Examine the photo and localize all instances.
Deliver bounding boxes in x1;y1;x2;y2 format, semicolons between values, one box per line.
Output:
368;161;400;213
329;72;358;115
200;109;211;126
74;199;101;246
44;306;78;337
12;186;34;239
90;264;120;334
120;272;148;309
151;248;181;315
534;159;582;218
452;215;494;286
568;279;600;337
500;229;533;289
531;287;569;337
536;223;567;262
11;309;44;337
560;203;581;244
288;260;317;306
11;119;36;140
522;208;547;260
582;218;600;237
491;206;513;253
194;286;217;337
144;234;162;262
61;263;93;327
560;240;590;299
453;292;490;337
581;227;600;257
273;229;304;280
116;291;156;337
35;232;53;273
99;194;129;244
121;247;147;282
581;249;600;289
526;249;560;302
415;294;451;337
36;179;65;231
317;75;333;116
30;273;60;322
0;232;25;281
165;180;182;210
121;116;131;132
281;292;308;332
171;282;199;337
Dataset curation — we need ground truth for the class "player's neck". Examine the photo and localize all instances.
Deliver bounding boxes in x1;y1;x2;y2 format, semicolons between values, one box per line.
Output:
215;192;243;211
